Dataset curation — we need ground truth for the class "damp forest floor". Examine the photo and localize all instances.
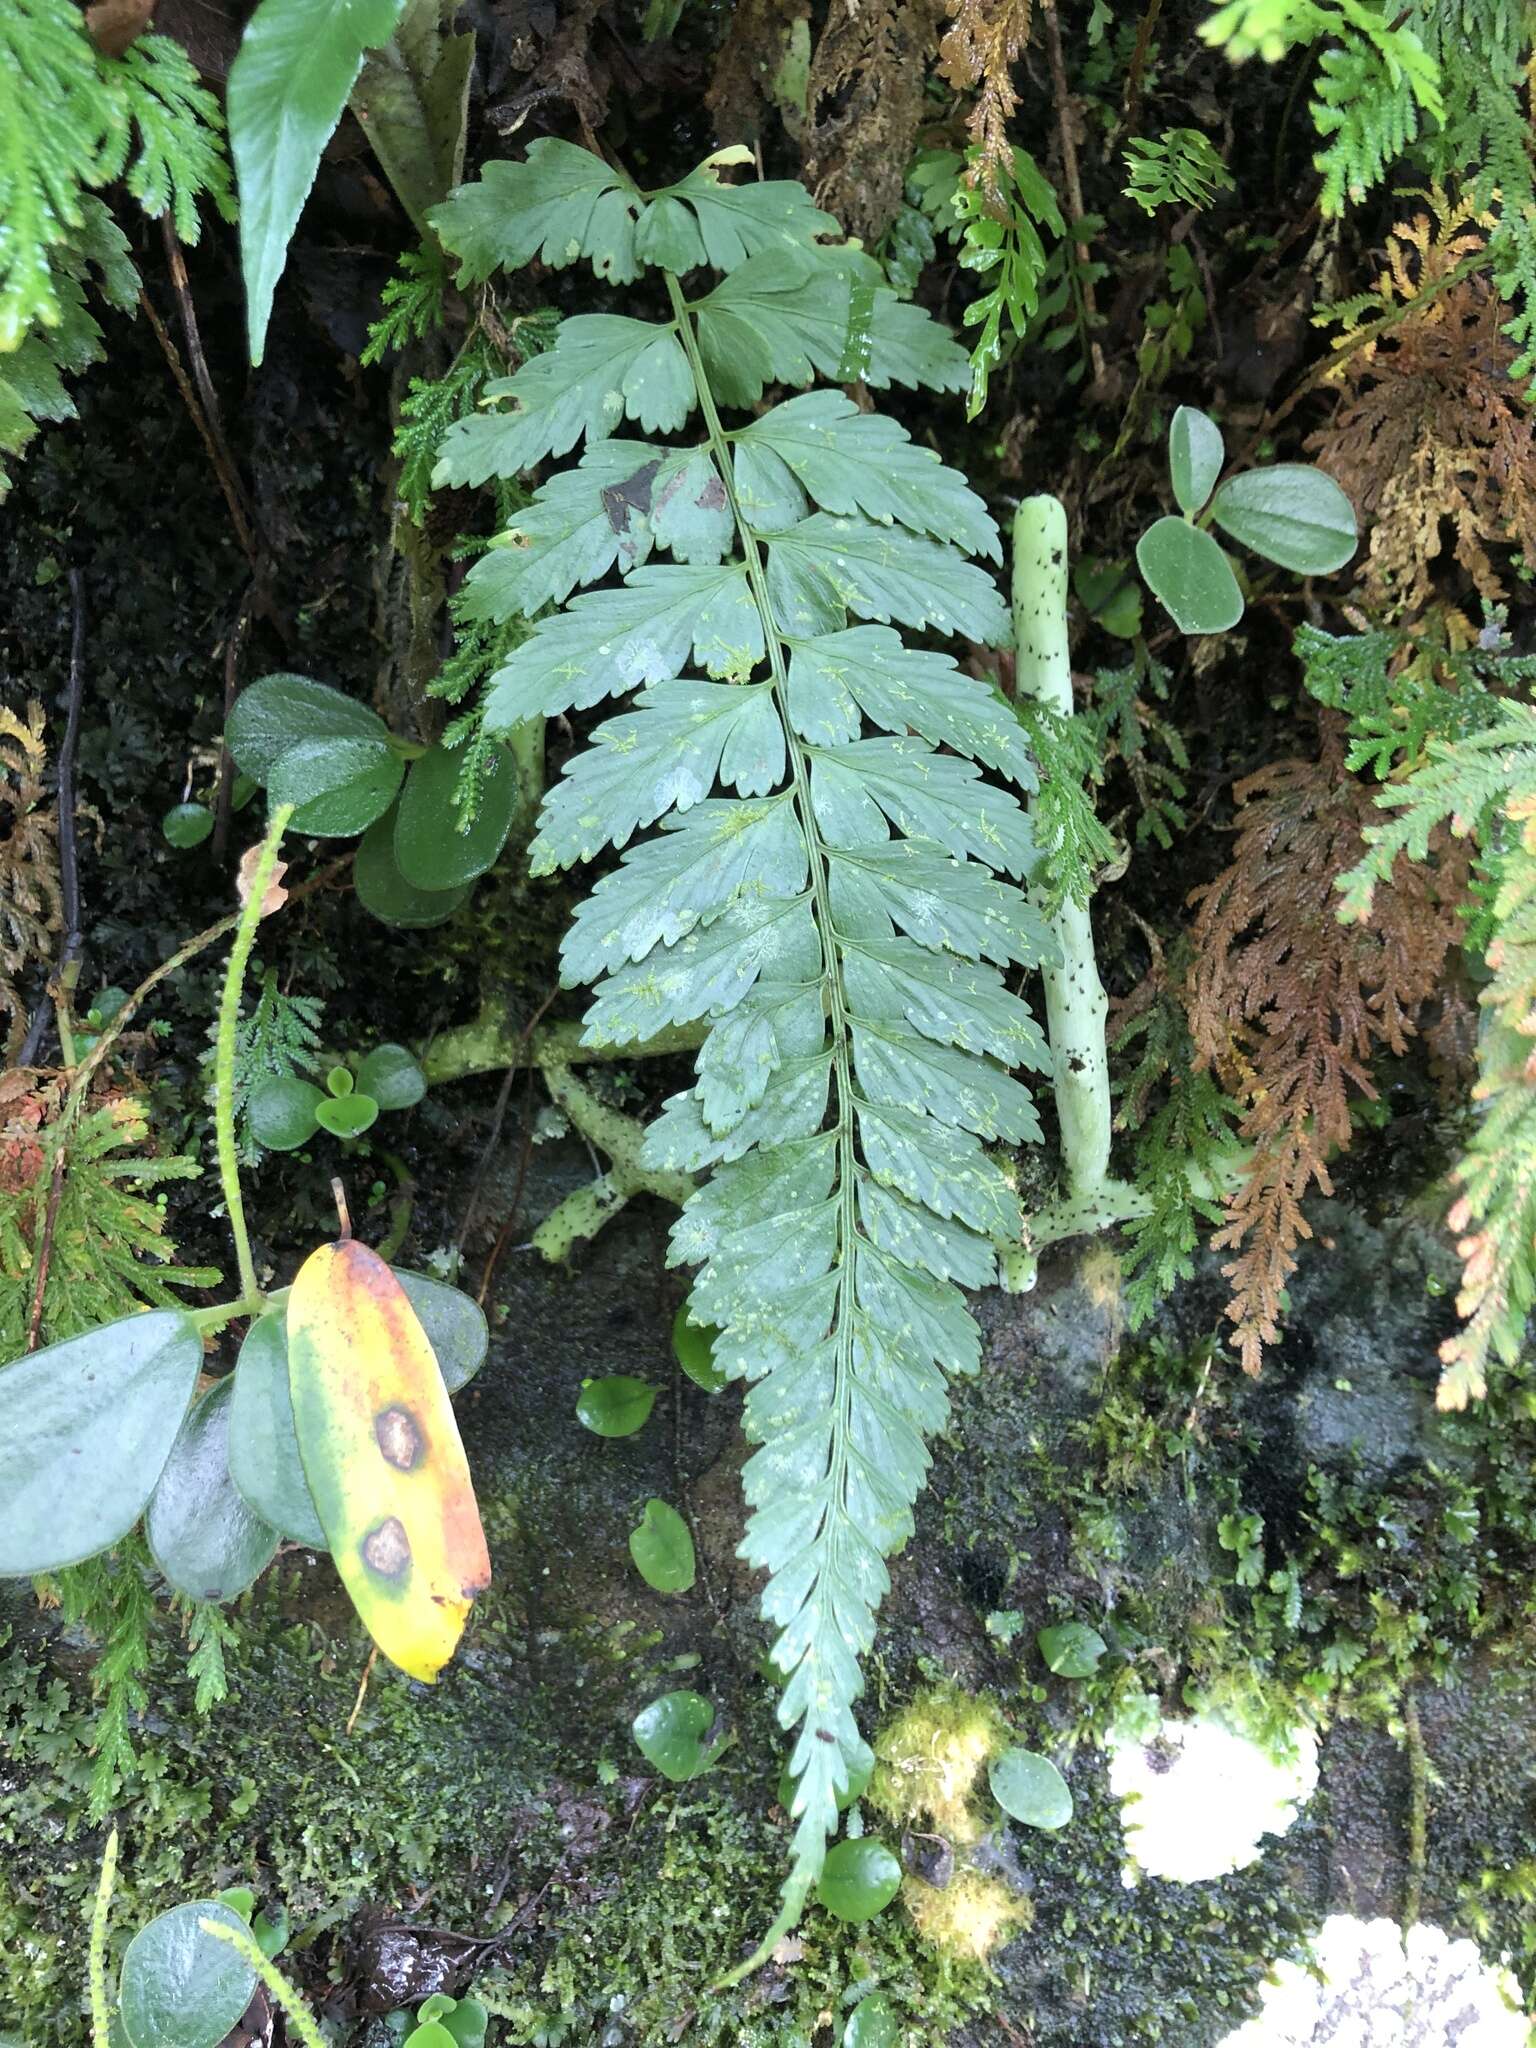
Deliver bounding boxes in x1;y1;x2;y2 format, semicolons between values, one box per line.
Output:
4;172;1536;2048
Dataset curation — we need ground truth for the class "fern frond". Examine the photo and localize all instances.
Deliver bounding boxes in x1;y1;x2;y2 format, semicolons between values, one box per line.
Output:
1124;128;1235;214
97;33;234;242
431;144;1046;1947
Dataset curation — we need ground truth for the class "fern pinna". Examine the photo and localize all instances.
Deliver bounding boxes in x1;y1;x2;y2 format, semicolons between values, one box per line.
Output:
430;141;1048;1950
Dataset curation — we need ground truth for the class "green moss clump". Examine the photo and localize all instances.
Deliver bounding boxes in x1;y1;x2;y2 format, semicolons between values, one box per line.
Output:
870;1686;1009;1845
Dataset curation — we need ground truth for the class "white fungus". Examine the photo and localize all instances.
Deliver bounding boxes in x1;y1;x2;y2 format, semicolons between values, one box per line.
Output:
1106;1711;1320;1883
1218;1914;1531;2045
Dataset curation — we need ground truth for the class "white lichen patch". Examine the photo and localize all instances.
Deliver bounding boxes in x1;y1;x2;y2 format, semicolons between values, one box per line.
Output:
1218;1914;1532;2045
1107;1712;1319;1883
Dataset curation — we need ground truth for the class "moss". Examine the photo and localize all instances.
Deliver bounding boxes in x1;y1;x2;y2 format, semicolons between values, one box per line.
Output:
903;1869;1032;1963
870;1686;1009;1845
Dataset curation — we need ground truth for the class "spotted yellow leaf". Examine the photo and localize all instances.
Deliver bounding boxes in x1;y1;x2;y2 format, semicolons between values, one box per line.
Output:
286;1239;490;1681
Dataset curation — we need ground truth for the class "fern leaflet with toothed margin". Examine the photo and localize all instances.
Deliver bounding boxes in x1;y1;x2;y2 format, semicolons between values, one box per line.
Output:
429;137;1049;1954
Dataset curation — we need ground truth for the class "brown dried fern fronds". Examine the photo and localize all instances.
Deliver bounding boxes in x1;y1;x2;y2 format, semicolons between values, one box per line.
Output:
1187;720;1468;1373
0;702;63;1057
940;0;1034;195
1307;188;1536;616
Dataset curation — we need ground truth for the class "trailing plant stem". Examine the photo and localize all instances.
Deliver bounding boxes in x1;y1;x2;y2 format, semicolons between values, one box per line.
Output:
89;1827;118;2048
215;806;293;1302
197;1920;327;2048
666;270;856;1972
1011;497;1148;1249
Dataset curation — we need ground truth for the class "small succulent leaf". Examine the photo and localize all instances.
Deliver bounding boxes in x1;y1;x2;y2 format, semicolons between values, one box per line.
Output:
1208;463;1358;574
163;802;214;848
628;1497;697;1592
228;0;407;364
145;1378;281;1602
118;1901;256;2048
433;315;692;485
1038;1620;1106;1677
266;734;404;837
844;1994;900;2048
1135;515;1243;634
249;1075;324;1151
531;680;785;873
671;1304;726;1391
313;1093;380;1137
575;1375;655;1436
286;1239;491;1682
484;564;764;732
228;1314;329;1549
393;743;520;889
989;1746;1074;1830
739;391;1000;559
1168;404;1224;515
226;673;390;783
632;1689;729;1780
354;1042;428;1111
439;1998;488;2048
815;1839;902;1923
0;1311;201;1576
354;808;472;927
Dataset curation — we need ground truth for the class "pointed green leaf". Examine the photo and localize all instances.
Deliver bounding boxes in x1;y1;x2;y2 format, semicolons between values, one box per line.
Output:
1168;405;1224;516
768;515;1008;645
146;1378;280;1602
1136;516;1243;634
628;1498;696;1592
163;803;214;848
740;391;1000;559
0;1311;201;1576
228;0;408;365
431;139;639;285
653;167;837;269
454;441;664;623
810;738;1036;877
228;1314;329;1549
671;1304;726;1391
1209;464;1357;574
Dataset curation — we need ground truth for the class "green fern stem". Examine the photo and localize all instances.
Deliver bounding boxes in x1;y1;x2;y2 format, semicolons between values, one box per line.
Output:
1011;496;1148;1252
214;804;293;1302
89;1826;118;2048
197;1920;328;2048
665;269;862;1969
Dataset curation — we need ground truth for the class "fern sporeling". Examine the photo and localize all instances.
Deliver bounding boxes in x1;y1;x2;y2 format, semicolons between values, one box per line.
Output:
429;140;1048;1956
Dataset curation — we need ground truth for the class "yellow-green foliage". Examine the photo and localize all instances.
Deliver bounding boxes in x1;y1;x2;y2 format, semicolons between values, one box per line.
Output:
904;1866;1032;1962
871;1686;1008;1845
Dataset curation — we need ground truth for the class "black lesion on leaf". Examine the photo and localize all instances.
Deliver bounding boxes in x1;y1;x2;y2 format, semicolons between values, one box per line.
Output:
603;458;661;533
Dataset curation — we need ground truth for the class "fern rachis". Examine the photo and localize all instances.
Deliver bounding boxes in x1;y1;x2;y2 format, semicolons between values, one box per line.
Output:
429;140;1047;1955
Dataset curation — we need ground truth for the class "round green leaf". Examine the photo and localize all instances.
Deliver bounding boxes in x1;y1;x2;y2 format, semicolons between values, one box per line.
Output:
1168;405;1224;516
326;1065;353;1097
146;1378;281;1602
778;1753;872;1815
394;743;520;892
118;1901;256;2048
632;1690;729;1782
1136;516;1243;635
313;1092;379;1138
440;1998;488;2048
404;2027;457;2048
989;1746;1074;1830
162;803;214;849
671;1304;726;1393
249;1076;323;1152
354;1042;427;1111
226;674;390;783
395;1270;489;1394
227;1315;328;1549
576;1375;655;1437
354;808;473;928
1208;463;1358;575
0;1310;201;1577
844;1994;900;2048
816;1839;902;1925
268;736;404;837
1038;1621;1107;1678
628;1498;696;1593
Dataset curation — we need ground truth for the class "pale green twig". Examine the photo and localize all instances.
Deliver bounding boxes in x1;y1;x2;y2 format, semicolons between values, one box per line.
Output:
89;1828;118;2048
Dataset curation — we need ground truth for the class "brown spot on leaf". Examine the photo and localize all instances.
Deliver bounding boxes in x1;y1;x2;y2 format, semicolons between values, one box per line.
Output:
361;1516;411;1579
375;1405;424;1470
